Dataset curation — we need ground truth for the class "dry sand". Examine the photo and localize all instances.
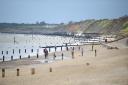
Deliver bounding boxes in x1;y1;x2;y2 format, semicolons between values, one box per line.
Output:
0;39;128;85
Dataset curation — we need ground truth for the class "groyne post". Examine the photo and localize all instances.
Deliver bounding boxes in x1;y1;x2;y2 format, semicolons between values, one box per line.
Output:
11;55;13;60
37;53;39;58
28;55;30;58
2;51;3;55
78;46;80;50
53;52;56;60
17;68;20;76
37;49;39;53
92;45;94;51
13;49;14;54
20;55;21;59
49;67;52;72
6;51;8;55
25;49;26;53
61;46;62;51
2;69;5;78
62;53;64;60
66;47;68;51
19;49;21;54
95;49;97;57
72;51;74;59
49;47;51;52
55;46;57;52
31;49;33;53
81;48;83;56
3;56;5;62
31;68;35;75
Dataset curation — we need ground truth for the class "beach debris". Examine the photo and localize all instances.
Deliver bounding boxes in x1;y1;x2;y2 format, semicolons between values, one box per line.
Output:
107;46;119;49
86;63;90;66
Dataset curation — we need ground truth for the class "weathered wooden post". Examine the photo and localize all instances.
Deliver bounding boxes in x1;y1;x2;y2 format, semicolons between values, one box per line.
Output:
19;49;21;54
61;46;62;51
49;67;52;72
53;52;56;60
31;49;33;53
81;48;83;56
62;53;64;60
37;49;39;54
73;47;74;51
25;49;26;53
20;55;21;59
105;39;107;43
2;51;3;55
3;56;5;62
126;39;128;46
11;55;13;60
6;51;8;55
67;46;69;51
72;51;74;59
13;49;14;54
78;46;80;50
37;53;39;58
49;47;50;52
17;68;20;76
31;68;35;75
28;55;30;58
95;49;97;57
2;68;5;78
55;46;57;52
92;45;94;51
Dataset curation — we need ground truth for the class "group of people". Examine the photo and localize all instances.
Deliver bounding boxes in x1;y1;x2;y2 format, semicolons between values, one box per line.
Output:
43;48;48;59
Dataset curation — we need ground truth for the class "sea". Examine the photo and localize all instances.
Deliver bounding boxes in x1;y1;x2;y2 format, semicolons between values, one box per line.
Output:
0;33;76;61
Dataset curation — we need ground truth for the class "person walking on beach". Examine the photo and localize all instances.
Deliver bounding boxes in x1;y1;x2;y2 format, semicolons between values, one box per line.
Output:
44;48;48;59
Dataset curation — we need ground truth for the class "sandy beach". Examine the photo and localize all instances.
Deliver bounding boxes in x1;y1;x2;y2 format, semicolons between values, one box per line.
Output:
0;38;128;85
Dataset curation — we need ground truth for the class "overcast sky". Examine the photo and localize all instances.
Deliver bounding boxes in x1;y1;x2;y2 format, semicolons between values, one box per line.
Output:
0;0;128;23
